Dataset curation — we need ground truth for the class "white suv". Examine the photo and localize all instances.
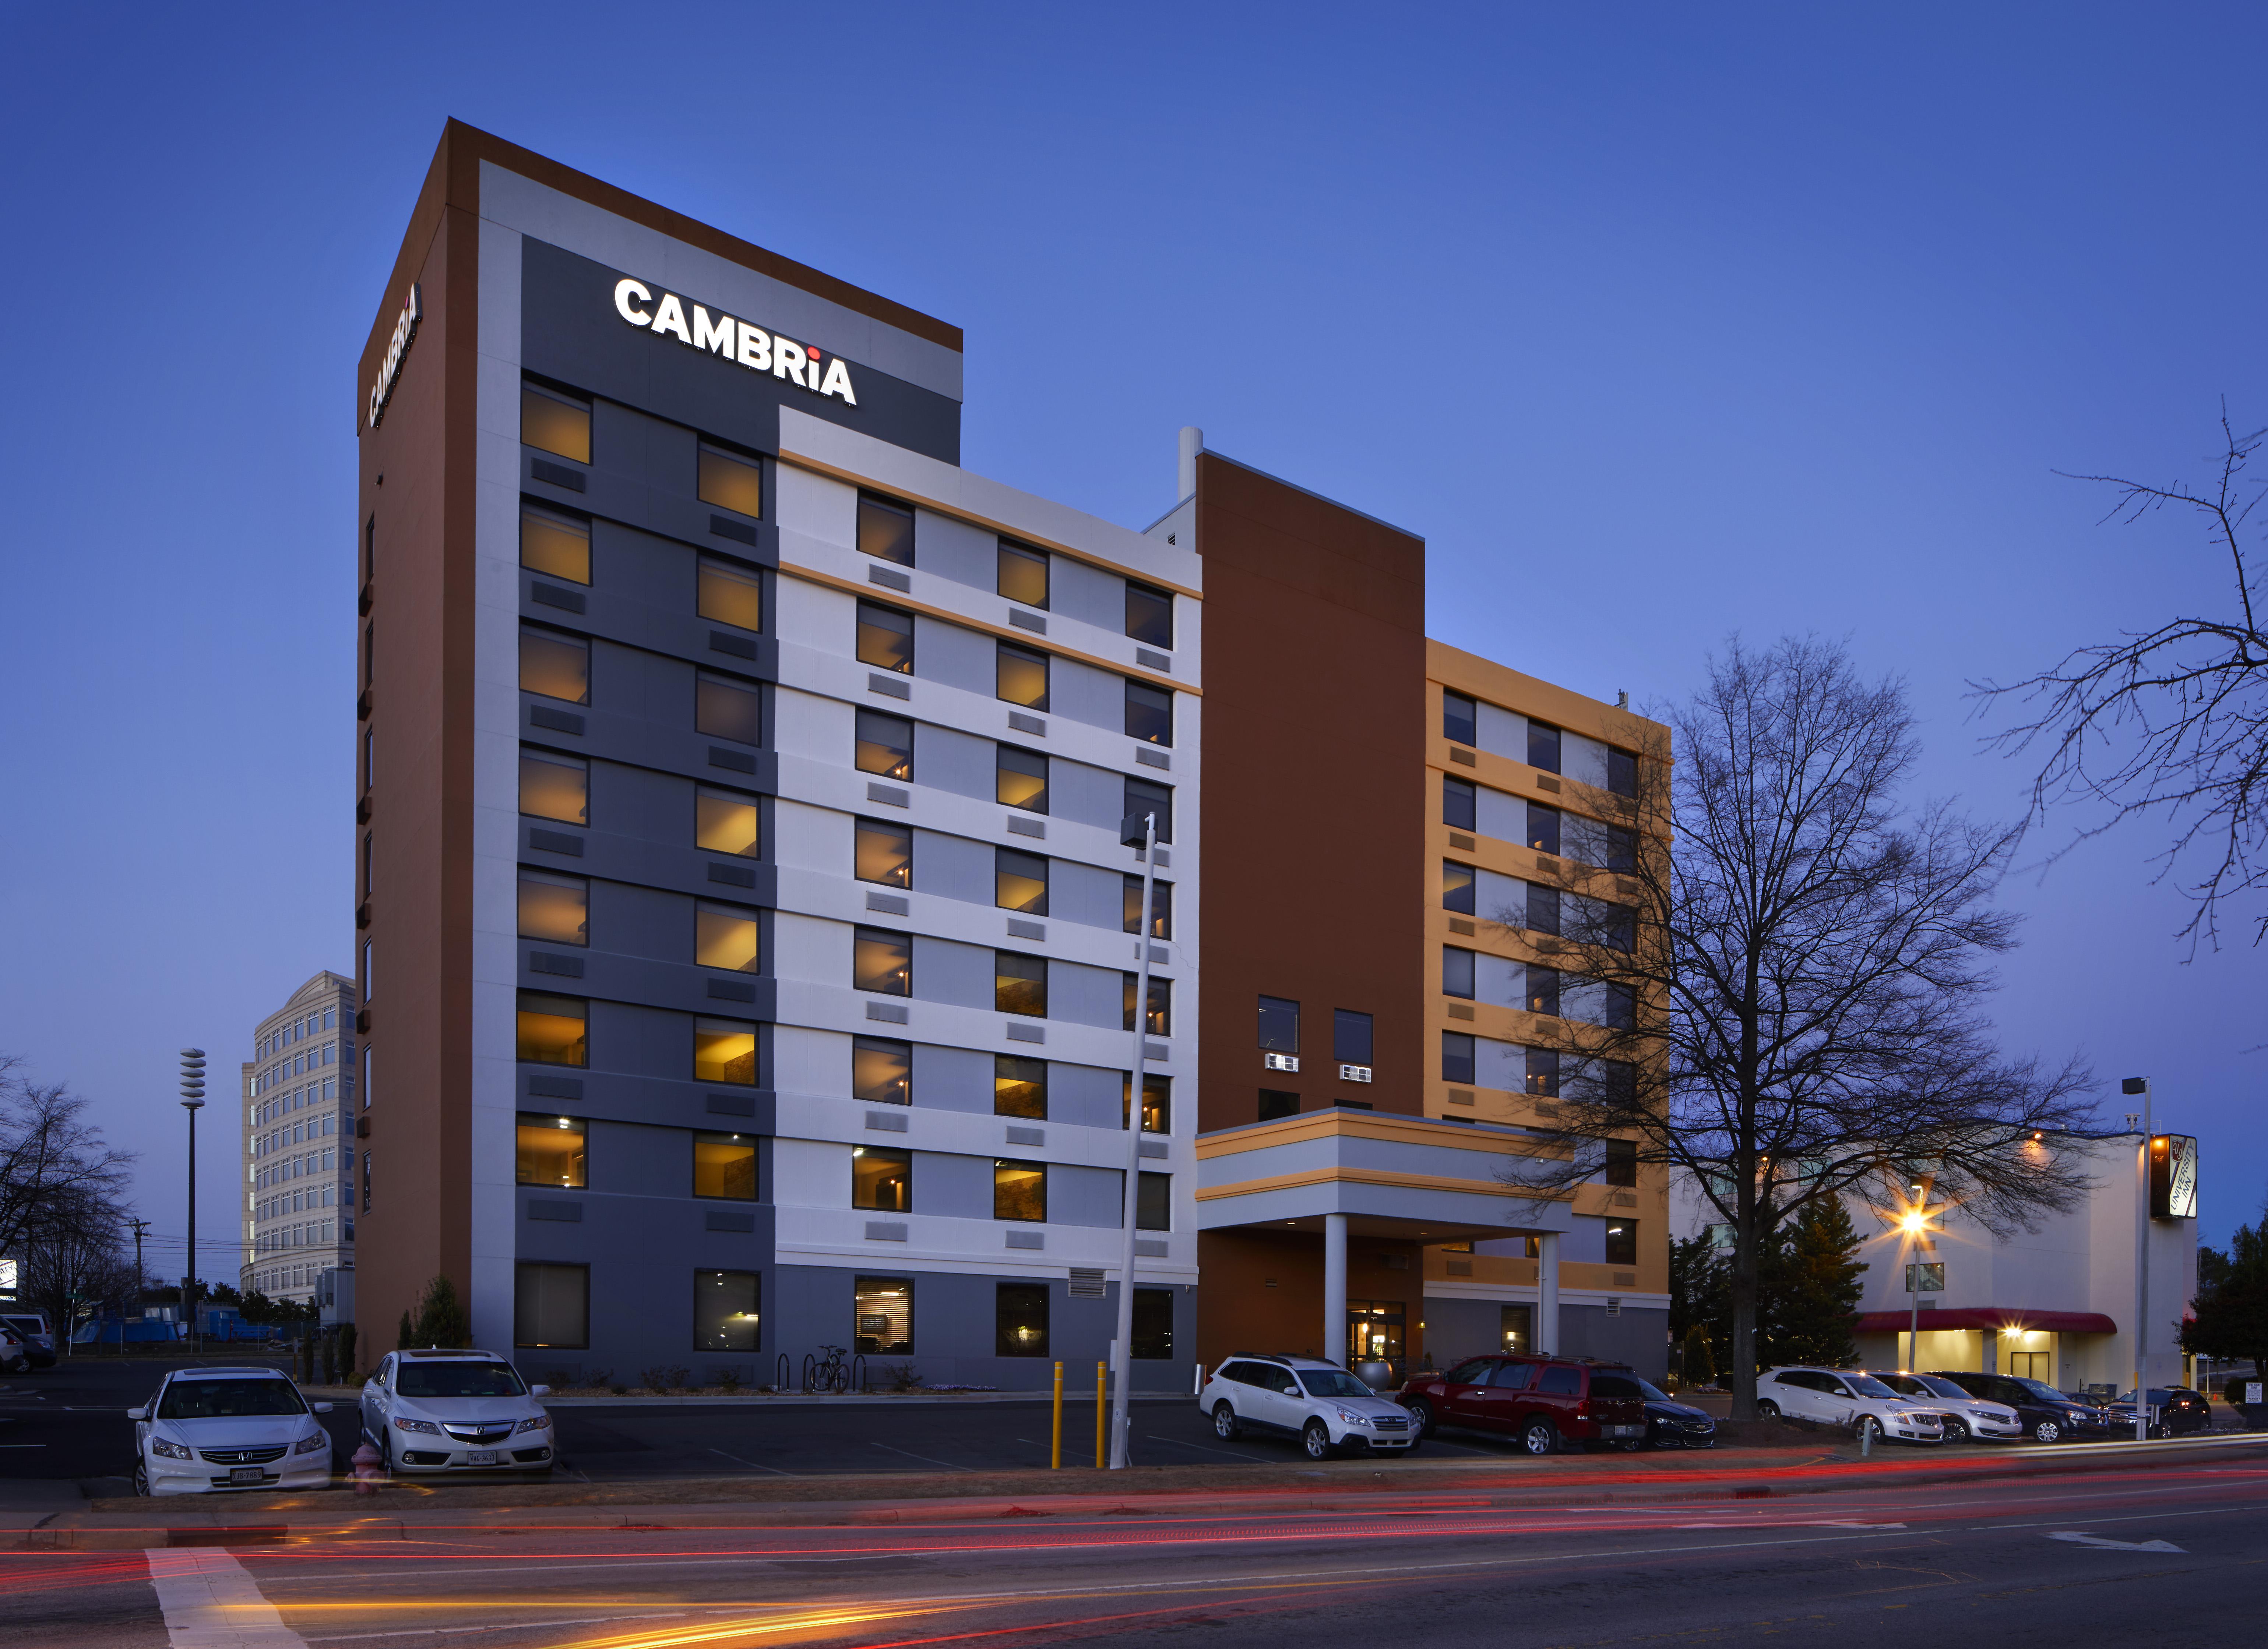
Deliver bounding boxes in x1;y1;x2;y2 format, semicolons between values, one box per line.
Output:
129;1366;336;1496
1199;1355;1420;1460
1756;1365;1946;1444
361;1349;555;1477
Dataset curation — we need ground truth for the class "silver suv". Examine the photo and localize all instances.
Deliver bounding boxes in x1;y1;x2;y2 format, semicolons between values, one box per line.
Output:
1198;1355;1419;1460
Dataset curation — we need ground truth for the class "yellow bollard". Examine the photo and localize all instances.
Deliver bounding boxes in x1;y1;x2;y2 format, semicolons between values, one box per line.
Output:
1051;1361;1063;1469
1095;1360;1107;1469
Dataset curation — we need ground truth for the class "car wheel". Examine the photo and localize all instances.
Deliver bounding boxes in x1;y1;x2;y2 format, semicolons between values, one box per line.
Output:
1855;1415;1883;1447
1940;1417;1969;1443
1404;1398;1435;1438
1302;1420;1335;1461
2031;1419;2062;1444
133;1459;149;1498
1521;1419;1557;1456
1756;1400;1780;1419
1212;1401;1243;1441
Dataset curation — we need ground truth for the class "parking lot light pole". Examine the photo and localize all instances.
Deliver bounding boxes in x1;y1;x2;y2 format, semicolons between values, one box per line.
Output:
1108;807;1160;1470
2123;1076;2152;1443
179;1049;207;1353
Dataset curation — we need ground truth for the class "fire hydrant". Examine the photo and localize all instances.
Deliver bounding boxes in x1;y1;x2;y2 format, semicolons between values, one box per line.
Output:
351;1443;386;1495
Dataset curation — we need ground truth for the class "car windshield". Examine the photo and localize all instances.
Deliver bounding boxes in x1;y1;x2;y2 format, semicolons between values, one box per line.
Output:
2012;1378;2067;1403
1588;1375;1645;1399
1633;1378;1671;1402
1299;1370;1378;1399
1845;1375;1898;1399
1916;1376;1972;1399
397;1361;528;1398
156;1378;307;1419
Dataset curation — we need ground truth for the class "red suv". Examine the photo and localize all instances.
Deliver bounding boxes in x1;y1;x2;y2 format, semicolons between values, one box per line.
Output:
1399;1356;1648;1455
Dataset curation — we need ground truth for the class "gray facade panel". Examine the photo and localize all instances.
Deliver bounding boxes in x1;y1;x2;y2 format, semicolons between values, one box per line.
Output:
1050;556;1123;636
1049;1163;1123;1227
913;723;994;804
913;614;993;698
1049;657;1122;734
912;829;992;906
912;1043;992;1115
1049;758;1126;833
911;510;996;594
1050;860;1121;933
913;1151;993;1220
1048;959;1122;1031
911;936;992;1010
1047;1061;1121;1132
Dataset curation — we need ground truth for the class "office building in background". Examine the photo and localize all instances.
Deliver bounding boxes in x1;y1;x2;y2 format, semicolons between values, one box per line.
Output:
241;970;358;1309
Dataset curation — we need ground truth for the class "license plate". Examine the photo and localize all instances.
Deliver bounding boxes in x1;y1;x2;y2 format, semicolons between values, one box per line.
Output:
229;1466;264;1484
466;1450;497;1465
1606;1425;1641;1437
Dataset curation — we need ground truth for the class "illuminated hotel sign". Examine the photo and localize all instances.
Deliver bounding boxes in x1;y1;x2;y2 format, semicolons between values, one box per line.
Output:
613;278;857;405
2150;1133;2199;1221
366;284;422;430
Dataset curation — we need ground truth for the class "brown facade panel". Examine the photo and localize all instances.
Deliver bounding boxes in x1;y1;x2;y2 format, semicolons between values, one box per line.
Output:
1194;1231;1426;1371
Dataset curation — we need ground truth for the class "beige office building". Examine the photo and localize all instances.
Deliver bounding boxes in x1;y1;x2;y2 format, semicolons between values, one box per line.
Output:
240;971;360;1308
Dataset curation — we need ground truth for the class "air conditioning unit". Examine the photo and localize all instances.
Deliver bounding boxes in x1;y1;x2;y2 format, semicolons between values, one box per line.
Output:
1263;1052;1299;1073
1605;1297;1622;1317
1068;1267;1106;1299
1339;1064;1373;1084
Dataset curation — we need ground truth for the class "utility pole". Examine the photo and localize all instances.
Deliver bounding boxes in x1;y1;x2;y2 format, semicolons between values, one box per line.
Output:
127;1217;149;1324
180;1050;207;1353
1108;806;1161;1471
2123;1076;2153;1443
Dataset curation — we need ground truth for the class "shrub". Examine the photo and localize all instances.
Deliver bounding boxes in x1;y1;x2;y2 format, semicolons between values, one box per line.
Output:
884;1360;923;1393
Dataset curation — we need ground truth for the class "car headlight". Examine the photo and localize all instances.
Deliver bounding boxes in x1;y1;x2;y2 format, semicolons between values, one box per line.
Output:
294;1431;330;1454
392;1416;440;1434
515;1414;552;1433
150;1438;192;1461
1333;1408;1371;1426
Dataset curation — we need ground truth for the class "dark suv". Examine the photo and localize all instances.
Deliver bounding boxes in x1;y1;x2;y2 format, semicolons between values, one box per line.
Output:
1399;1356;1648;1455
1927;1371;2115;1443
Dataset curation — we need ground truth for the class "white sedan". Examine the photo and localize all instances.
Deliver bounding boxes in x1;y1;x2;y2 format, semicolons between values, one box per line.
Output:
1874;1371;2024;1442
130;1366;335;1495
361;1349;554;1477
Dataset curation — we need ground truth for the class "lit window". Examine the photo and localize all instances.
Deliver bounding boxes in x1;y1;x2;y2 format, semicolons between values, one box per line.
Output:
856;819;913;887
698;445;763;517
853;1146;912;1211
693;1132;757;1199
698;559;763;631
1604;1219;1638;1267
1525;1046;1559;1097
996;952;1046;1017
694;1016;758;1085
1125;973;1169;1035
519;750;588;825
994;1159;1046;1222
696;1269;761;1352
995;847;1048;914
852;1037;911;1105
855;928;912;996
997;642;1049;710
995;1056;1046;1119
997;540;1048;608
1122;875;1171;939
521;382;590;463
1122;1072;1170;1133
516;993;587;1067
997;745;1047;813
696;674;761;745
1528;804;1561;856
855;710;913;780
518;870;588;946
1125;581;1172;649
515;1115;585;1187
520;627;589;703
695;787;760;857
695;903;760;972
520;504;590;585
857;601;914;673
854;1276;913;1355
996;1281;1047;1357
1526;965;1560;1017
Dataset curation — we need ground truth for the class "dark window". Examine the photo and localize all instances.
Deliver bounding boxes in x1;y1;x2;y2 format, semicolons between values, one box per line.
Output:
1125;679;1173;745
1443;861;1476;915
1607;746;1638;799
997;642;1049;709
856;601;914;673
998;540;1048;608
520;749;588;825
696;674;761;745
1443;1358;1492;1387
1528;720;1562;774
1333;1010;1373;1066
1526;883;1561;936
1131;1287;1174;1360
1601;983;1637;1030
520;626;589;703
996;1282;1048;1356
853;1146;911;1211
1538;1364;1582;1396
1443;691;1477;746
1443;946;1475;998
1441;1032;1476;1085
1123;875;1172;938
1443;776;1476;830
1258;996;1300;1052
855;928;911;995
998;745;1047;812
1258;1089;1300;1122
693;1132;757;1199
1603;824;1637;872
1604;1219;1638;1267
996;1056;1047;1118
1123;1072;1170;1133
1528;804;1561;856
996;847;1048;914
1602;1059;1638;1106
855;710;913;780
1124;775;1173;843
1126;581;1173;648
994;1159;1046;1221
514;1262;588;1349
1602;903;1637;953
1603;1139;1638;1187
1525;966;1560;1017
695;1270;760;1352
858;492;914;565
1125;973;1169;1035
852;1037;911;1104
996;951;1046;1017
517;992;586;1067
1137;1170;1170;1231
856;819;913;887
698;559;763;630
520;503;590;585
698;446;763;517
853;1276;913;1355
1525;1046;1559;1097
516;1115;585;1187
521;382;591;463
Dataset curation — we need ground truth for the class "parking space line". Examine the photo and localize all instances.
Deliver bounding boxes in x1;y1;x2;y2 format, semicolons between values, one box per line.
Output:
871;1442;972;1472
709;1447;792;1476
1147;1435;1267;1462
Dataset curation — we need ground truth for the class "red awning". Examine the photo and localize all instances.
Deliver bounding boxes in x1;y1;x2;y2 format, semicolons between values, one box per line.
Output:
1854;1308;2119;1335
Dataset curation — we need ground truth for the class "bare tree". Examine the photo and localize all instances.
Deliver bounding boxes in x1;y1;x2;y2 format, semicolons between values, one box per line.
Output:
1498;636;2097;1419
0;1056;134;1264
19;1185;135;1349
1975;407;2268;951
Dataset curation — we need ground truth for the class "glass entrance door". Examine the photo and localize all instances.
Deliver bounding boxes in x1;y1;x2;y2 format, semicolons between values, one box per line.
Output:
2007;1350;2050;1381
1346;1300;1406;1379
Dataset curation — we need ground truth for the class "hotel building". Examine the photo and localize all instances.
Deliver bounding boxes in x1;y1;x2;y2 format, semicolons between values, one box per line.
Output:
240;970;359;1308
354;123;1667;1385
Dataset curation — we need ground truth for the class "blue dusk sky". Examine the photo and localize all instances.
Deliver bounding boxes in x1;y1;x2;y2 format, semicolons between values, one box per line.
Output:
1;4;2262;1283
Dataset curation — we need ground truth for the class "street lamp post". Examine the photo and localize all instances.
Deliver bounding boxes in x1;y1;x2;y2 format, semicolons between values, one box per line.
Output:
2122;1076;2153;1443
1107;807;1162;1471
180;1049;207;1353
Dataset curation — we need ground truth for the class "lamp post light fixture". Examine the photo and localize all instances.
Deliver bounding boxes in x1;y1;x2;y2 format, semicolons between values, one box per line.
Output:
179;1049;206;1352
1890;1184;1943;1372
1108;806;1162;1471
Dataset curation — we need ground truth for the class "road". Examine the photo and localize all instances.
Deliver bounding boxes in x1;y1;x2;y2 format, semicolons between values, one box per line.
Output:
8;1452;2268;1647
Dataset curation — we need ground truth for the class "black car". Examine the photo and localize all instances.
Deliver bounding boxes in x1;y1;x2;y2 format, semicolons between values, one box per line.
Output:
2104;1386;2213;1437
1928;1370;2115;1443
1586;1371;1716;1449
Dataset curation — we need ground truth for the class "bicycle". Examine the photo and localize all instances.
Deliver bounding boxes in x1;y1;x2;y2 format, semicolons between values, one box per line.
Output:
803;1344;851;1394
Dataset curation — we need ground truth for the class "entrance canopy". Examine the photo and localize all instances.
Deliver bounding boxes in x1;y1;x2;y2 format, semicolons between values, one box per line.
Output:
1853;1308;2118;1335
